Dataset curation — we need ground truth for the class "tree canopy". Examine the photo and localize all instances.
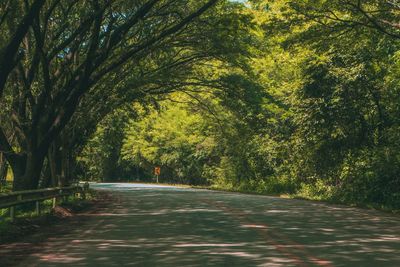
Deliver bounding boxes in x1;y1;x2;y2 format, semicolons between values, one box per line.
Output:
1;0;399;209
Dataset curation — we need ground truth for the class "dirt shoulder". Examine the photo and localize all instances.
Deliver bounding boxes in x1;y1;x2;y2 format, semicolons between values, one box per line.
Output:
0;191;112;266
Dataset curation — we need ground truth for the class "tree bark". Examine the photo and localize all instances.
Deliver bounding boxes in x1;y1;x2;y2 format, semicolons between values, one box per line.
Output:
47;134;74;187
11;150;46;191
0;153;8;185
48;141;60;187
40;158;52;188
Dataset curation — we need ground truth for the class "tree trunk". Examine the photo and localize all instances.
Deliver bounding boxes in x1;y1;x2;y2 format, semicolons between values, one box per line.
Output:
11;152;46;191
59;146;68;187
0;153;8;185
40;159;52;188
59;133;72;187
46;134;73;187
48;141;61;187
69;155;78;183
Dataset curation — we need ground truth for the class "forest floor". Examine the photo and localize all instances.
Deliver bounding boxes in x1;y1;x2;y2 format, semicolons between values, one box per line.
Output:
0;183;399;267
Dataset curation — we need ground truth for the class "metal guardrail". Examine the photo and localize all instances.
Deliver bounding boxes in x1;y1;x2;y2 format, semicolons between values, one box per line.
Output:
0;185;87;222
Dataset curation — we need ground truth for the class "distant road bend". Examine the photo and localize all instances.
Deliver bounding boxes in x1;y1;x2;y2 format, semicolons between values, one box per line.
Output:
1;183;400;266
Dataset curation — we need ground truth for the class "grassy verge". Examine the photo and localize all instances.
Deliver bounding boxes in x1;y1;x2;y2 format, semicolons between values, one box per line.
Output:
198;184;400;215
0;189;98;244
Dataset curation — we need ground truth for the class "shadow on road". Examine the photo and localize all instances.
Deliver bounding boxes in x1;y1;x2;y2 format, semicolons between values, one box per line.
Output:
1;183;399;267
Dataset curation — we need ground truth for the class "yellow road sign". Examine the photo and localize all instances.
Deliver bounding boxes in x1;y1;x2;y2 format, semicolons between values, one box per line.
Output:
154;167;161;176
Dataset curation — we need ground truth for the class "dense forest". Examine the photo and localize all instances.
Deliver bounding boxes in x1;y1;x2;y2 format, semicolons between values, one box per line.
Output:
0;0;399;209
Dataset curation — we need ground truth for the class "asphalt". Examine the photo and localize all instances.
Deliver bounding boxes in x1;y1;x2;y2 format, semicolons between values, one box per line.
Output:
1;183;400;267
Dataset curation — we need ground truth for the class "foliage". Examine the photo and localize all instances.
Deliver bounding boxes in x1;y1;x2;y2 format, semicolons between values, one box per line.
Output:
122;100;215;184
1;0;400;210
0;0;244;190
80;0;400;210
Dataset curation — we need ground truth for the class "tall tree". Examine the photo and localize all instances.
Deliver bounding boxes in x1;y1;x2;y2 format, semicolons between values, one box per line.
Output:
0;0;45;98
0;0;220;190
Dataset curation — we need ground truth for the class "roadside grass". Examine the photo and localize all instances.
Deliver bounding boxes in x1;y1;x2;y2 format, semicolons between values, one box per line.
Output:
292;192;400;214
200;184;400;215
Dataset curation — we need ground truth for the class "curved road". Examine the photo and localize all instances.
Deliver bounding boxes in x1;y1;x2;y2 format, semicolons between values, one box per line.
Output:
2;183;400;266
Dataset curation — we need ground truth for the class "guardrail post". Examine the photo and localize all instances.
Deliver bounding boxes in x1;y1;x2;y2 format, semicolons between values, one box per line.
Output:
10;206;15;222
35;201;40;216
59;189;63;203
52;197;57;208
83;182;89;191
82;182;89;200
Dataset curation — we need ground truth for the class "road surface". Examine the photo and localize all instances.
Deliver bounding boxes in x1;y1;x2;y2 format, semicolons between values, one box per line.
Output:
1;183;400;266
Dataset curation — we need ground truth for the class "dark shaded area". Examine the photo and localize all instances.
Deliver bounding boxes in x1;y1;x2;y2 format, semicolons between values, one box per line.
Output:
0;192;106;262
1;184;399;266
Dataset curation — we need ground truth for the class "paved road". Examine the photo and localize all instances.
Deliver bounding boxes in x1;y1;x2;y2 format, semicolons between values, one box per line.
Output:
2;183;400;266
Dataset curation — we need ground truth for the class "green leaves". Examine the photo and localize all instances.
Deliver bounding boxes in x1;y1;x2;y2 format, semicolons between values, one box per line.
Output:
72;0;400;209
121;100;215;184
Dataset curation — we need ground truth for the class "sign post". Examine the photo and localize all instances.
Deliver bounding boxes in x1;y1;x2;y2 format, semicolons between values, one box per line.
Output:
154;167;161;183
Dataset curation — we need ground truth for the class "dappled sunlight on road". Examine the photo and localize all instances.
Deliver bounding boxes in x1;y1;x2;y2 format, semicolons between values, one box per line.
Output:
1;183;399;266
